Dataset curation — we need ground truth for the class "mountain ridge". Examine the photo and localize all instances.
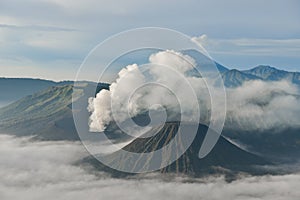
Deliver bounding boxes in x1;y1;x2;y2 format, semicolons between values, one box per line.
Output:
0;77;74;107
0;70;299;178
242;65;300;85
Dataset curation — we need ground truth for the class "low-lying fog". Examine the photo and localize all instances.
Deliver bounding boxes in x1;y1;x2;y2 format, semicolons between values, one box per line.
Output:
0;134;299;200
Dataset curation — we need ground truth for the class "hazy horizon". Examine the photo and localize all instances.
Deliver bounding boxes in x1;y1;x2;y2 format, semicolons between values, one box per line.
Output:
0;0;299;81
1;63;299;82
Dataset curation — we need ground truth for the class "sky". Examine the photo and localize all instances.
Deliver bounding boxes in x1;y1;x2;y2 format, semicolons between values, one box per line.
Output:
0;0;300;81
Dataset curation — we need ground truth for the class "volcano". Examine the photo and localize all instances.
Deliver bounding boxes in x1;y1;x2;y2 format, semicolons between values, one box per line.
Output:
88;122;269;177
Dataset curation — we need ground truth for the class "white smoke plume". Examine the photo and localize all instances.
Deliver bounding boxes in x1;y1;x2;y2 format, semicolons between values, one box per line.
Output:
88;50;300;132
88;50;206;132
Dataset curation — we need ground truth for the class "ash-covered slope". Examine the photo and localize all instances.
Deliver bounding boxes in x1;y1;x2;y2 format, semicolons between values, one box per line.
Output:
90;122;269;177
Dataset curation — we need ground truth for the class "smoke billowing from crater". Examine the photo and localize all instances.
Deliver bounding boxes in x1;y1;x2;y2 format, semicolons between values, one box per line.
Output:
88;50;300;133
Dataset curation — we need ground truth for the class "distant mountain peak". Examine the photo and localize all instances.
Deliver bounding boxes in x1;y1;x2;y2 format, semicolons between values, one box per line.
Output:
181;49;229;73
249;65;279;72
228;69;242;73
242;65;300;84
221;69;261;87
253;65;274;69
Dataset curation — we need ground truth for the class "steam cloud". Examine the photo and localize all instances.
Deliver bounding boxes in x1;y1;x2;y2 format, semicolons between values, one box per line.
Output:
1;134;300;200
88;50;300;132
225;80;300;131
88;50;206;132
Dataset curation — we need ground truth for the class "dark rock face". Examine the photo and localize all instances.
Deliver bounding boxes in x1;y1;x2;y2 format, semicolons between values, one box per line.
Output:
125;122;267;172
88;122;269;177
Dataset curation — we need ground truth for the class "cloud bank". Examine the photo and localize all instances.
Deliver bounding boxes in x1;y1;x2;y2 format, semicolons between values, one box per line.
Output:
88;50;300;133
1;134;300;200
224;80;300;131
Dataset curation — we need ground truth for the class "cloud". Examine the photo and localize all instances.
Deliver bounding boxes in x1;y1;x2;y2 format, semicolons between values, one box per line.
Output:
149;50;196;73
88;50;206;132
0;21;88;80
191;34;208;46
0;133;300;200
192;34;300;71
0;23;77;32
0;135;89;187
88;50;300;133
0;0;300;80
224;80;300;131
193;35;300;58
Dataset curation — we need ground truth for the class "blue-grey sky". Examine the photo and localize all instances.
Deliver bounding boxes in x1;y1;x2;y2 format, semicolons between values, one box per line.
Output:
0;0;299;81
